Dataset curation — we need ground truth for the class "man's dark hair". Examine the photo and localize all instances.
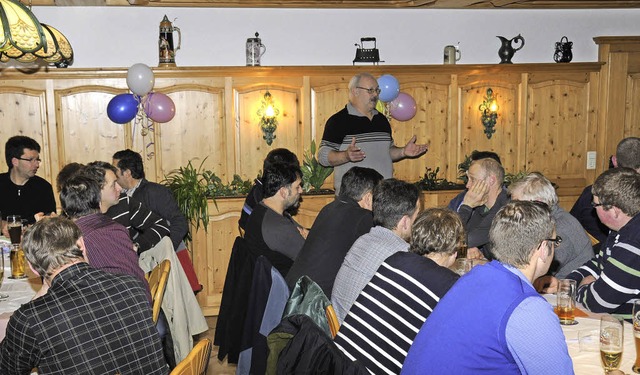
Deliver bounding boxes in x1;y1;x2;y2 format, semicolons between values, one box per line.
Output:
261;162;302;198
616;137;640;170
60;172;102;219
263;148;299;171
372;178;420;230
86;161;118;188
340;167;383;201
56;163;85;191
5;136;41;170
113;149;145;179
471;150;502;165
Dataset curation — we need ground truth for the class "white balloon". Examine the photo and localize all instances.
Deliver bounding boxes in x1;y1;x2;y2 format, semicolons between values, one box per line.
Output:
126;63;155;97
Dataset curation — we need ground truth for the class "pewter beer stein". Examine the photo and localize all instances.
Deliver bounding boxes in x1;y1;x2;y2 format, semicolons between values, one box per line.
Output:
159;15;181;67
246;32;266;66
444;45;461;64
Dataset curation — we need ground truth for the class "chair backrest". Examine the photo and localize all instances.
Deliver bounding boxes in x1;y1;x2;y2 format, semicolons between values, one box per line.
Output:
586;230;600;246
147;259;171;323
326;305;340;338
170;338;213;375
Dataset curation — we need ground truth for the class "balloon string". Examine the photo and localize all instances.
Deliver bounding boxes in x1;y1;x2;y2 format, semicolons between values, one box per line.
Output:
131;95;156;160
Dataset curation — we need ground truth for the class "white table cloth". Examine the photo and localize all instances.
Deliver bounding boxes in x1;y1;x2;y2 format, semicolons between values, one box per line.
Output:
544;294;637;374
0;245;40;342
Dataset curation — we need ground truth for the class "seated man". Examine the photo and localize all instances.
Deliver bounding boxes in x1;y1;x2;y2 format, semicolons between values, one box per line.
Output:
538;168;640;320
456;157;509;259
570;137;640;244
509;172;593;278
334;208;463;374
448;150;502;211
113;149;201;292
239;148;299;231
285;166;383;297
244;161;306;274
331;178;420;324
402;201;573;374
0;217;167;374
60;170;148;290
0;136;56;224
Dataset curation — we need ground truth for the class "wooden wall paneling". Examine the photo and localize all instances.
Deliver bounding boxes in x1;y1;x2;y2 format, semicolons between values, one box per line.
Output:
192;197;244;316
311;80;350;189
390;78;451;183
525;77;593;180
626;73;640;138
234;84;302;180
54;86;129;170
449;74;460;183
152;84;226;182
457;75;521;175
0;86;51;180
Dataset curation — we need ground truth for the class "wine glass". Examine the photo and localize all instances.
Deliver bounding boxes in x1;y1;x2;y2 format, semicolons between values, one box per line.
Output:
600;315;624;372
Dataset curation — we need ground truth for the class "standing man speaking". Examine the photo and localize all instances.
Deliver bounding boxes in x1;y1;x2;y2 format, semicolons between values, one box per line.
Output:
318;73;429;194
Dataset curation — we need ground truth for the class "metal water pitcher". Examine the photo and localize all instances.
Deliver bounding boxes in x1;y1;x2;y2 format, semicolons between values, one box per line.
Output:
159;15;181;67
246;32;266;66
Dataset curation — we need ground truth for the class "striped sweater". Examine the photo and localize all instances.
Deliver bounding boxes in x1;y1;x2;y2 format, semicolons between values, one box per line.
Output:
334;252;459;374
567;213;640;321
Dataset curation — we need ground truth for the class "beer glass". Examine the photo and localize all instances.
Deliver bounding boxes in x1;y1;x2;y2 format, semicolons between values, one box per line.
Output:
453;258;471;276
7;215;22;244
600;315;624;372
556;279;577;325
633;301;640;373
9;244;26;279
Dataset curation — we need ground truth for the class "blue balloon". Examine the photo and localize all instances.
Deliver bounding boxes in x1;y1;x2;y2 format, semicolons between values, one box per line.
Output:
107;94;139;124
378;74;400;102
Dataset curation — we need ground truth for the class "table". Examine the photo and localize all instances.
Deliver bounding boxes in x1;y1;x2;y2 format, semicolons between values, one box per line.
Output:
543;294;637;374
0;242;41;342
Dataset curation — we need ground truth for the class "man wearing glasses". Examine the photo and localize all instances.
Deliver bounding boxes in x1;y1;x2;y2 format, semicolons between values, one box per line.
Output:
537;168;640;321
0;136;56;224
318;73;428;194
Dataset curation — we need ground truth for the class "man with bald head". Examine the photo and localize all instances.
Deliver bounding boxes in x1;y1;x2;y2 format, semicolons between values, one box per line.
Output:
457;157;509;259
317;72;428;194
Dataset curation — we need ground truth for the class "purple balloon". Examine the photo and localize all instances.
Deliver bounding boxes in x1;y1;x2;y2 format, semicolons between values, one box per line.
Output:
389;92;417;121
107;94;138;124
143;92;176;123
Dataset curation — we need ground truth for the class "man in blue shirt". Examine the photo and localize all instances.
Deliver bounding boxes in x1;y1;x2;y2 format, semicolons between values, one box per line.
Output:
402;201;573;374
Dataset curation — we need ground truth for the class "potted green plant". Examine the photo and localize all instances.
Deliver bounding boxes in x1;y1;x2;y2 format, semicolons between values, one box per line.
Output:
163;159;210;242
416;167;464;191
301;140;334;193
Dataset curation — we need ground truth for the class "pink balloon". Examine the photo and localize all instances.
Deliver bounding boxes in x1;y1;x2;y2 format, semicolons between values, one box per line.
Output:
143;92;176;123
389;92;417;121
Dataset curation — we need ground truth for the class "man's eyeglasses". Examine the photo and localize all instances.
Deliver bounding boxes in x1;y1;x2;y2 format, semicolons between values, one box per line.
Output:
590;201;604;208
545;236;563;247
356;87;381;95
18;157;41;163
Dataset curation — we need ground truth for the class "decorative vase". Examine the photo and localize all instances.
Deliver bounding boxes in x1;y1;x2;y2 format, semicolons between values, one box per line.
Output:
497;34;525;64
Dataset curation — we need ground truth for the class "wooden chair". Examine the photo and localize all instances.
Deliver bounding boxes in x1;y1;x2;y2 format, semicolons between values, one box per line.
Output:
326;305;340;338
146;259;171;323
170;338;212;375
586;231;600;246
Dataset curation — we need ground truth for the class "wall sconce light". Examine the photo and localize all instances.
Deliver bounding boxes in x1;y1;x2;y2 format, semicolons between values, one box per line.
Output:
257;91;279;145
478;88;499;139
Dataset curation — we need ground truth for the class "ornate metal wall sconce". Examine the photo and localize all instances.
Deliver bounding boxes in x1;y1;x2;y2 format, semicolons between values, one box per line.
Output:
479;88;499;139
257;91;279;145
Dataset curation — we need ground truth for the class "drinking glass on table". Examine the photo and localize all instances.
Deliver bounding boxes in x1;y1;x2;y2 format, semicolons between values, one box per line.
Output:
7;215;22;244
632;301;640;373
600;315;624;372
556;279;577;325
